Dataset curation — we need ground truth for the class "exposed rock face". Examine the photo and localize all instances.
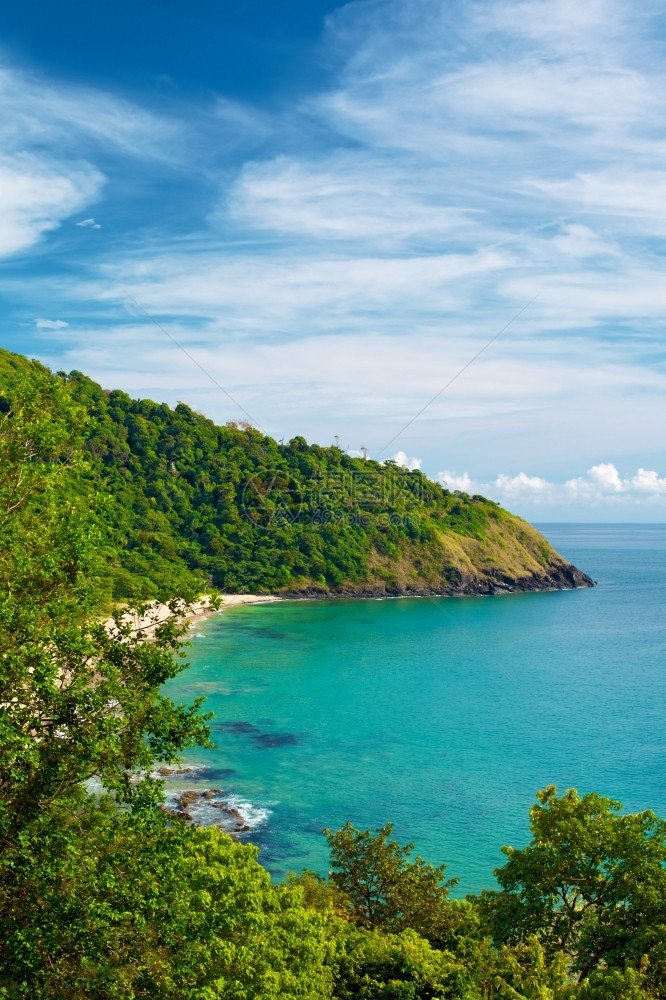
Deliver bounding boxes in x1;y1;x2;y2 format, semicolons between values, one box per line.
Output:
281;561;595;599
160;789;251;835
534;561;596;591
178;790;208;810
155;765;205;777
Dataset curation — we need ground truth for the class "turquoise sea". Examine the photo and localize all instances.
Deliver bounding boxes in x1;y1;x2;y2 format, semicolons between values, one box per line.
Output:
163;524;666;895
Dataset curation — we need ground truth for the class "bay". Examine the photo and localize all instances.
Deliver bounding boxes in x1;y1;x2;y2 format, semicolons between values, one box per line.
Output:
163;524;666;894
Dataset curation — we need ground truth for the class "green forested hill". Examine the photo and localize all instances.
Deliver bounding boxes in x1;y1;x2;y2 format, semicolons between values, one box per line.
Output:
0;347;593;602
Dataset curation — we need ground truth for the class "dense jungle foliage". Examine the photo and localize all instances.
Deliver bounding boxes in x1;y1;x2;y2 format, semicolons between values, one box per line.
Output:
0;356;663;998
0;348;567;604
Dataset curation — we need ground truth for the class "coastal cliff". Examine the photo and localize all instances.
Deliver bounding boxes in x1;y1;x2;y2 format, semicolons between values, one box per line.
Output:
283;514;594;598
0;348;594;602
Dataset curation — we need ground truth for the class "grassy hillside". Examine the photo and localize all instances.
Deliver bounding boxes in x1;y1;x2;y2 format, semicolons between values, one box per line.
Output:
0;348;593;602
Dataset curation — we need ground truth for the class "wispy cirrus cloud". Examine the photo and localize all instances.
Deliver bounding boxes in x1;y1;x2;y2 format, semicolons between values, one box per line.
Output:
0;65;182;163
35;318;69;330
0;155;103;256
0;63;164;257
227;153;476;245
530;170;666;232
0;62;254;259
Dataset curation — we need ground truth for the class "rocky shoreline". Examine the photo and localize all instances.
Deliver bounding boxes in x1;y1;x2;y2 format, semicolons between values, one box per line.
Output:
161;789;252;834
154;766;264;838
276;561;596;600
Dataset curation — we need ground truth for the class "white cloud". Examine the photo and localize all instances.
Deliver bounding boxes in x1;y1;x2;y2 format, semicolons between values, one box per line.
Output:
0;65;182;164
101;246;509;328
485;0;624;52
445;60;652;129
548;224;618;259
531;170;666;233
393;451;422;471
628;468;666;494
494;472;553;495
587;462;624;492
35;318;69;330
436;463;666;510
0;155;103;256
439;471;475;492
316;0;660;156
228;153;474;245
0;59;230;258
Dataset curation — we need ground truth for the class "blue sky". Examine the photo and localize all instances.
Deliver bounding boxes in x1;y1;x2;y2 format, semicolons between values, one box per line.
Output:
1;0;665;520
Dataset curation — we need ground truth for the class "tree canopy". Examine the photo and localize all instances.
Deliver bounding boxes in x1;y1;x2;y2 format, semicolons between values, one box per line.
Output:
324;821;458;939
480;785;666;994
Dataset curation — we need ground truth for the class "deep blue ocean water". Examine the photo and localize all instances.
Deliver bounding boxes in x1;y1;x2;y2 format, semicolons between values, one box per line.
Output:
163;524;666;894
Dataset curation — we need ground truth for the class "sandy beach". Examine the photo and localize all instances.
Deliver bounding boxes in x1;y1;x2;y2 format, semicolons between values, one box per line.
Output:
106;593;281;640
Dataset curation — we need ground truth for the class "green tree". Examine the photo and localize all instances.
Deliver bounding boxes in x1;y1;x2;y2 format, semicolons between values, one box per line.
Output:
479;787;666;991
490;938;570;1000
286;869;352;918
324;821;458;941
0;363;211;844
332;926;470;1000
1;805;334;999
575;965;656;1000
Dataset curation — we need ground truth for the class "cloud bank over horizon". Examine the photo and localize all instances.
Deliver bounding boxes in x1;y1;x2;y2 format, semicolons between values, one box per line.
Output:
437;462;666;519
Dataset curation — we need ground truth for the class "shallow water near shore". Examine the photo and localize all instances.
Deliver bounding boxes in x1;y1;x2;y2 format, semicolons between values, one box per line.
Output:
163;524;666;894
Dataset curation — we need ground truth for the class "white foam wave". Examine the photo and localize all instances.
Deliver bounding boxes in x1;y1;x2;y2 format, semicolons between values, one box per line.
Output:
163;787;273;833
225;795;273;829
